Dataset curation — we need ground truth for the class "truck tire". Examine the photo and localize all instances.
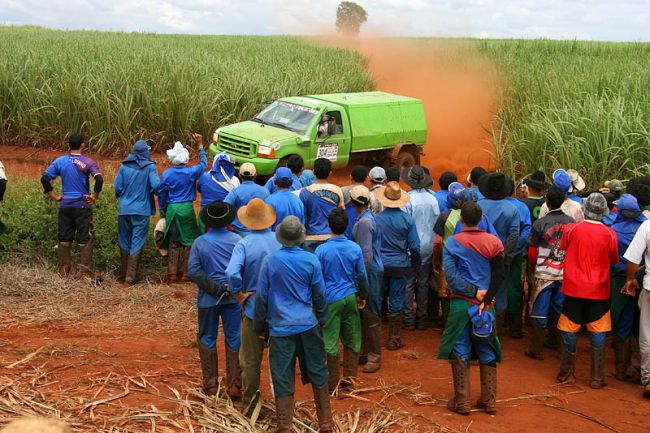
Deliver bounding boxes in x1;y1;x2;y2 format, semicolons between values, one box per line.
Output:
396;148;419;172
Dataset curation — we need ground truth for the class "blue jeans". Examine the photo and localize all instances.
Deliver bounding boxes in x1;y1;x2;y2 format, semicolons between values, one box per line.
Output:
198;303;241;351
404;263;432;326
614;297;636;340
365;271;384;317
382;275;407;314
453;322;497;365
562;330;606;352
531;281;564;328
118;215;150;255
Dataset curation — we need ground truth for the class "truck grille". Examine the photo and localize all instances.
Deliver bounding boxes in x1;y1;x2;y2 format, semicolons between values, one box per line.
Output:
218;134;256;157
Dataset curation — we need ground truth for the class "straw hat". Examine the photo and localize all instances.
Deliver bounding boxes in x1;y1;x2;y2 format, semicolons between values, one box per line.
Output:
275;216;306;247
238;198;276;231
376;181;410;208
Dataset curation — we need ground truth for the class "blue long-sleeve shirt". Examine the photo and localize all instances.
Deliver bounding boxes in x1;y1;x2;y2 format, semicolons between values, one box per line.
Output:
42;154;102;208
265;189;305;230
352;209;384;273
158;149;207;212
375;207;421;269
188;227;241;308
506;197;532;255
478;198;520;258
224;181;269;233
405;189;440;263
253;246;328;337
435;189;449;213
225;229;281;320
115;162;159;216
315;236;368;304
264;174;302;194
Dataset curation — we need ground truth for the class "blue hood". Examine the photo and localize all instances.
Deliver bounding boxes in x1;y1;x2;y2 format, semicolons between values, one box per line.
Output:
123;140;154;168
211;152;237;181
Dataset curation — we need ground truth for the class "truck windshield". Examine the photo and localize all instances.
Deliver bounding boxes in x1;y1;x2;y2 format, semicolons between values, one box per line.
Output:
252;101;319;133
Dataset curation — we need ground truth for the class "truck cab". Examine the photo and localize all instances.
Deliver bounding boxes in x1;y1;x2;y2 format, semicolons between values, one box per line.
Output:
209;91;427;176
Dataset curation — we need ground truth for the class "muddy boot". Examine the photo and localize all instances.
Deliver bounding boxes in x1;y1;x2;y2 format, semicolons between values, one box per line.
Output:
525;322;546;360
118;248;129;282
124;250;142;286
556;340;576;384
613;336;631;381
386;313;404;351
57;241;72;278
197;338;219;396
78;239;95;279
509;312;523;339
363;312;382;373
179;246;191;282
447;353;471;415
166;244;180;283
545;314;560;350
312;384;333;432
341;346;359;388
226;345;242;400
590;345;606;389
476;364;497;414
327;355;340;393
274;395;294;433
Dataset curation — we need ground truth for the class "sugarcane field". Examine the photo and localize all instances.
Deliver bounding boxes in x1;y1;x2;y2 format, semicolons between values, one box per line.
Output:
1;2;650;433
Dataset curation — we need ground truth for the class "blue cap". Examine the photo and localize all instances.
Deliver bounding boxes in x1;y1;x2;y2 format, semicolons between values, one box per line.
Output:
275;167;292;183
300;169;316;187
552;169;571;193
447;182;466;209
614;193;641;212
458;188;478;204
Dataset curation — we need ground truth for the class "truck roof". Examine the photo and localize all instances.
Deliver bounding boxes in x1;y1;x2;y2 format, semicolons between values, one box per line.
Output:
305;91;421;107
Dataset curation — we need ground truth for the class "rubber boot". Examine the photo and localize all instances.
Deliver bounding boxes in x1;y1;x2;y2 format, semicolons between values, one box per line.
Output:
359;311;369;366
386;313;404;351
327;355;340;393
312;384;333;432
509;312;523;339
124;250;142;286
78;239;95;279
274;395;294;433
447;353;471;415
119;248;129;282
180;246;191;282
362;312;382;373
525;322;546;360
556;339;576;384
197;338;219;395
476;364;497;414
590;345;606;389
57;241;72;278
166;244;180;283
613;336;631;381
341;346;359;388
226;345;242;400
545;314;560;350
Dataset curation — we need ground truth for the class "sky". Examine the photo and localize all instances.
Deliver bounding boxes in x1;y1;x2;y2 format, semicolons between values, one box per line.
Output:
2;0;650;41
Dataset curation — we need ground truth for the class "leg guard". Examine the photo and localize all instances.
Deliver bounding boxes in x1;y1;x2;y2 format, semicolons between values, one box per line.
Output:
525;322;546;360
362;312;382;373
557;339;576;383
180;246;191;282
166;244;180;283
386;313;404;351
447;353;471;415
326;355;340;393
274;395;294;433
476;364;497;414
342;346;359;387
78;238;94;279
226;344;242;400
57;241;72;279
312;384;333;432
197;338;219;396
119;248;129;282
124;250;142;285
590;345;606;389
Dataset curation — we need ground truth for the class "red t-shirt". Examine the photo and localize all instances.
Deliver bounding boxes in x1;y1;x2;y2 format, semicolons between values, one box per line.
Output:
559;221;619;300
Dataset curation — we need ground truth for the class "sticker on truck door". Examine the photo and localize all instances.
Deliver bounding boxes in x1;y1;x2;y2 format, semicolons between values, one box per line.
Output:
317;143;338;161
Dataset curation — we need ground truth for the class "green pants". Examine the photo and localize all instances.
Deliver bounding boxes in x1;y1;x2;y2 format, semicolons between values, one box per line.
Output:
323;293;362;356
239;316;266;407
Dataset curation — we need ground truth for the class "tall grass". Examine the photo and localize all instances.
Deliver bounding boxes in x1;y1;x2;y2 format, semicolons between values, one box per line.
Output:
478;39;650;185
0;26;374;155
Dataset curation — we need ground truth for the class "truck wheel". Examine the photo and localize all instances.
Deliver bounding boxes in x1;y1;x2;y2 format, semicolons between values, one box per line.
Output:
396;149;418;172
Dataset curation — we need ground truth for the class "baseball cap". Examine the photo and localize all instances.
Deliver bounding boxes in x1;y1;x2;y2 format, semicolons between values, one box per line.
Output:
605;179;624;193
275;167;292;183
369;166;386;183
552;169;571;193
240;163;256;177
350;185;371;206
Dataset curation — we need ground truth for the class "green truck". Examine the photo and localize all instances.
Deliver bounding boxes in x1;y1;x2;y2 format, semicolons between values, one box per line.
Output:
209;91;427;176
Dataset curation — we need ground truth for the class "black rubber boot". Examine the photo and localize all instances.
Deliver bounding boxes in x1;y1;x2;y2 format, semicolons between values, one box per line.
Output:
557;339;576;384
525;322;545;360
386;313;404;351
590;345;606;389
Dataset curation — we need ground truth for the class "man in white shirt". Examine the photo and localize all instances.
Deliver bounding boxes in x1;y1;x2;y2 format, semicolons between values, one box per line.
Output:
623;219;650;398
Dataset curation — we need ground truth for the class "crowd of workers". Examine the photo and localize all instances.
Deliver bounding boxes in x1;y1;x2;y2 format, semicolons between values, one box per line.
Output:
2;131;650;432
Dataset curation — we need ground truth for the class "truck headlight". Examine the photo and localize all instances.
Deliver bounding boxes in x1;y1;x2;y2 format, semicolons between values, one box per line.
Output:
212;128;221;144
258;145;275;159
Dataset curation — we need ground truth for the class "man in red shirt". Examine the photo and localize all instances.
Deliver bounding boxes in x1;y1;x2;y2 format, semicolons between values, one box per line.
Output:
556;193;618;389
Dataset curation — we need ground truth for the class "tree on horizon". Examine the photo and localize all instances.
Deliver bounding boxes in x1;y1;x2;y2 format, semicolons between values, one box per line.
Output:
336;1;367;36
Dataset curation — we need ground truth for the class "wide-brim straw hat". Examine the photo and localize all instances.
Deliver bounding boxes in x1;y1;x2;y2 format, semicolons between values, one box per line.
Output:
275;215;306;247
238;198;276;231
567;169;586;192
200;200;236;229
376;181;410;208
402;165;433;189
478;172;512;201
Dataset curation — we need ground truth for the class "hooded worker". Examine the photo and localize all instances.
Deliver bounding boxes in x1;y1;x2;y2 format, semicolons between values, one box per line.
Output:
197;152;240;232
114;140;160;285
0;160;7;235
157;135;208;283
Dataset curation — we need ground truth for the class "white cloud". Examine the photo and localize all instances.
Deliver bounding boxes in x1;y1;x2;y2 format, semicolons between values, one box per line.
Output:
0;0;649;40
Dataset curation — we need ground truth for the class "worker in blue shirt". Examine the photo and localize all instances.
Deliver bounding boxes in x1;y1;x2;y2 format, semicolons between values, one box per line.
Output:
114;140;159;285
478;172;520;322
264;154;303;194
466;166;487;200
505;183;532;338
41;133;104;280
265;167;305;230
375;181;421;351
225;198;280;413
253;216;332;433
224;163;269;234
316;209;369;392
188;200;242;399
341;165;369;239
158;134;208;282
350;185;384;373
197;151;239;232
435;171;457;213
